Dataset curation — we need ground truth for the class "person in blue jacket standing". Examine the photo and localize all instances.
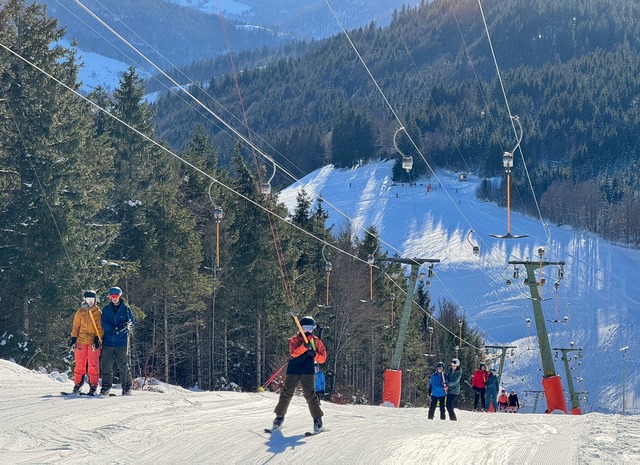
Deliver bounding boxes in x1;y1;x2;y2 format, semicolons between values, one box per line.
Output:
427;362;448;420
314;361;326;397
100;286;135;395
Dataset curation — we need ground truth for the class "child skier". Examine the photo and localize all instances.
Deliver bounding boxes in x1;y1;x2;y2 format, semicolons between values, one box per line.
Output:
69;290;103;395
498;389;509;411
507;390;520;412
427;362;448;420
272;316;327;434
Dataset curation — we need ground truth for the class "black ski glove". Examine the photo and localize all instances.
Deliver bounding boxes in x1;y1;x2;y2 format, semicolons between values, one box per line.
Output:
306;349;316;359
92;336;100;350
69;337;77;348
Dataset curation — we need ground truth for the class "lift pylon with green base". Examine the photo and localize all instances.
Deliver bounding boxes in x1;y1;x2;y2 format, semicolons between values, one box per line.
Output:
553;346;585;414
380;257;440;407
509;259;568;414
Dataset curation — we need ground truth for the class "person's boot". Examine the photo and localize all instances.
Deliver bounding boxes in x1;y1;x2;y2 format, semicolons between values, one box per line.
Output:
121;387;132;396
271;416;284;431
88;385;97;396
313;417;324;434
72;383;82;394
99;387;110;396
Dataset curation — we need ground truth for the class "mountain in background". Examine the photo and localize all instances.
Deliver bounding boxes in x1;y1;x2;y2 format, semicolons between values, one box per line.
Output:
168;0;425;39
280;160;640;414
40;0;423;91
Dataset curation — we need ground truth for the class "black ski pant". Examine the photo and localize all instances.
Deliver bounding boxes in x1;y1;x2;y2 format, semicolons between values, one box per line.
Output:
446;393;459;421
100;345;132;391
274;374;323;419
473;386;486;409
427;396;446;420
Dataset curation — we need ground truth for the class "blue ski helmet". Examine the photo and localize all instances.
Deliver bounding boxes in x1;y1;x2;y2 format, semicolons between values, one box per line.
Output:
108;286;122;296
436;362;445;369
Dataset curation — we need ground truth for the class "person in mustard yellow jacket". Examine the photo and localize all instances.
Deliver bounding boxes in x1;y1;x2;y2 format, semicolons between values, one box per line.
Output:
69;290;104;395
272;316;327;434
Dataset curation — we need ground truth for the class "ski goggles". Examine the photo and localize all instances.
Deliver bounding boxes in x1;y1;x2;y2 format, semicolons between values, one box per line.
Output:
302;325;315;333
109;294;121;299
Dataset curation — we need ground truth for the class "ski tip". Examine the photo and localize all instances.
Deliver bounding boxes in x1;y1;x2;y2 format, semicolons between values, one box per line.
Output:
305;429;325;436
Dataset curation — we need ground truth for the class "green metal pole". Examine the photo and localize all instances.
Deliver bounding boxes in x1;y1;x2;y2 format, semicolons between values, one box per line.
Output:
391;266;418;370
554;347;582;413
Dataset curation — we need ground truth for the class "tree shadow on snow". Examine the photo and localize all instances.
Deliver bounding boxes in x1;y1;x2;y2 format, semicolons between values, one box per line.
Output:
263;430;308;457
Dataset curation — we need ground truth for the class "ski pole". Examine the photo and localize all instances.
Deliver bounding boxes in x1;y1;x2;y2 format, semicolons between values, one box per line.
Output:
88;307;102;346
262;361;288;389
291;311;309;344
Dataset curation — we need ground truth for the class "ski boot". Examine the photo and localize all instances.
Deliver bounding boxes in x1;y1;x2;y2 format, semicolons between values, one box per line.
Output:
313;417;324;434
99;387;110;396
271;416;284;431
121;388;132;396
87;385;98;396
72;384;82;394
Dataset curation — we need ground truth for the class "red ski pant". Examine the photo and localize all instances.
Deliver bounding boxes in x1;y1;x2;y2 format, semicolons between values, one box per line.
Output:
74;344;101;386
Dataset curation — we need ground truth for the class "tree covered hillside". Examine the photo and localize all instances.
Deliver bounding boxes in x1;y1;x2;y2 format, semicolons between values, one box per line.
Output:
153;0;640;245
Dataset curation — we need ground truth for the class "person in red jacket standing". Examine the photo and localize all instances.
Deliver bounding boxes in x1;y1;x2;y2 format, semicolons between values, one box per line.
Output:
272;316;327;434
471;363;489;412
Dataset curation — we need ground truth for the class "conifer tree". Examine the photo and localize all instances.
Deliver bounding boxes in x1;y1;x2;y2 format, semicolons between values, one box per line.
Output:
0;0;113;362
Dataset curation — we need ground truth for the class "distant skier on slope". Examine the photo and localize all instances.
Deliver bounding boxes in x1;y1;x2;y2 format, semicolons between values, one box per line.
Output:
272;316;327;434
485;369;499;412
471;363;488;412
507;390;520;413
444;358;462;421
69;290;103;395
427;362;447;420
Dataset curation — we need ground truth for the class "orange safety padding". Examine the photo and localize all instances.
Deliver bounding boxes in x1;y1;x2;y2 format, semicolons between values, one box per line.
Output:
382;369;402;407
542;375;568;414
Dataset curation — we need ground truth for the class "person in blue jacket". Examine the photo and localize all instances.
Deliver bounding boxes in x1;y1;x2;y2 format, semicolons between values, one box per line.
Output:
314;361;326;397
100;286;135;396
427;362;448;420
485;369;500;412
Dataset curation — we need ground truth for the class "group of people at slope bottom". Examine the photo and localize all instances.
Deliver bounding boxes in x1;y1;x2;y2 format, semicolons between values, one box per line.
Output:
69;287;135;396
471;363;520;413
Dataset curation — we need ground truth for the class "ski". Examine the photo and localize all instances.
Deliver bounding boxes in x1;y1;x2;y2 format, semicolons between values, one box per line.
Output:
305;429;326;436
60;391;100;396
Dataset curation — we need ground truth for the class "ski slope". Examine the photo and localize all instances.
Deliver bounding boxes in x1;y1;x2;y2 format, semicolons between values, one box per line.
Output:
280;161;640;414
1;359;639;464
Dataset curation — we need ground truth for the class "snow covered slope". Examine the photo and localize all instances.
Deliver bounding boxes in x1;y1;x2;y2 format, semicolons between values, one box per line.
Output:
1;359;639;463
280;161;640;414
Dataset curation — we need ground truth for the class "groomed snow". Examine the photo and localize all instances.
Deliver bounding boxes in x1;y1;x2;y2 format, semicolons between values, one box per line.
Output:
1;359;639;464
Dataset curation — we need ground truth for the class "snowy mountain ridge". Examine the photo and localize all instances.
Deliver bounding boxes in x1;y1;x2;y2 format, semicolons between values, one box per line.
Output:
280;160;640;414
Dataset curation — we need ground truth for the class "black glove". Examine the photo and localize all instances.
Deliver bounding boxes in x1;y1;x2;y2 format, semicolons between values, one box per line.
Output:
303;342;311;349
92;336;100;350
306;349;316;359
69;337;77;348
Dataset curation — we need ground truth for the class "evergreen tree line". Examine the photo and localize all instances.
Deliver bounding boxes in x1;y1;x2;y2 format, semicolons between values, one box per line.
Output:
153;0;640;246
1;0;489;407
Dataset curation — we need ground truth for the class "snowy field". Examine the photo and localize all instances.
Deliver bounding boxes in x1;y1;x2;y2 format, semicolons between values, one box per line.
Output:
1;359;639;464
